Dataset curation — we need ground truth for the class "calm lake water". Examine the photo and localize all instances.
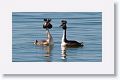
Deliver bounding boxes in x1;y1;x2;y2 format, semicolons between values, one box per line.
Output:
12;12;102;62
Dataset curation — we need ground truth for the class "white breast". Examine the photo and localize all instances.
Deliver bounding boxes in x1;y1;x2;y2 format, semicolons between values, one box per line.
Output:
61;41;67;46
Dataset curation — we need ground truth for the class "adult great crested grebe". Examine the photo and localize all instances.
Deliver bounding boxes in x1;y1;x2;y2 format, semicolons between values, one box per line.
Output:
60;20;83;47
34;19;53;46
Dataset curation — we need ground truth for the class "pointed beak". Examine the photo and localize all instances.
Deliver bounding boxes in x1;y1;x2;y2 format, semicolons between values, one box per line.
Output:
59;24;64;27
59;25;62;28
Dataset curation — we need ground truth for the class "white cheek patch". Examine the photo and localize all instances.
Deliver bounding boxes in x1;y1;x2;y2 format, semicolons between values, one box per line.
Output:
44;22;47;26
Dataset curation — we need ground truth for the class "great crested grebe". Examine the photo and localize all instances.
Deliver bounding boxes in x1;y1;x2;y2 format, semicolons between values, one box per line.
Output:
60;20;83;47
34;19;53;46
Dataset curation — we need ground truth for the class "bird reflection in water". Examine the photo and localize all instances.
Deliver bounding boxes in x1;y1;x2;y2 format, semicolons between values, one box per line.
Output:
61;45;67;62
43;45;53;62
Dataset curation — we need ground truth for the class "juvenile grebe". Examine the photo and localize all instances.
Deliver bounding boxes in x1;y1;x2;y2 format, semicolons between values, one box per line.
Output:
60;20;83;47
34;19;53;46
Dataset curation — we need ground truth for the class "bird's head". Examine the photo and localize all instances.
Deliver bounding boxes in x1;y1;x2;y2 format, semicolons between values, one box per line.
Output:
43;18;52;29
59;20;67;30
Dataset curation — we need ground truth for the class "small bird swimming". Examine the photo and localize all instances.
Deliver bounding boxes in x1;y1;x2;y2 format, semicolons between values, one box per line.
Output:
59;20;83;48
34;19;53;46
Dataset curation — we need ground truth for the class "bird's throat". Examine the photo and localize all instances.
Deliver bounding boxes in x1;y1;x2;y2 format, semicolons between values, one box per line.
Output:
62;29;67;42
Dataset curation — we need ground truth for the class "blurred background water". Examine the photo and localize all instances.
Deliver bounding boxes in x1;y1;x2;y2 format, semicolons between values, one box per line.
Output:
12;12;102;62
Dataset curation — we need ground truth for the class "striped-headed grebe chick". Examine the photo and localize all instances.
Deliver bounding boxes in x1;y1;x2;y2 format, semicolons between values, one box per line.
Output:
60;20;83;48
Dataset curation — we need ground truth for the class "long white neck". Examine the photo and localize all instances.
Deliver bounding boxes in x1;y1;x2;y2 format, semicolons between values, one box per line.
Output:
46;29;53;45
62;30;65;42
46;29;51;38
62;29;67;42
